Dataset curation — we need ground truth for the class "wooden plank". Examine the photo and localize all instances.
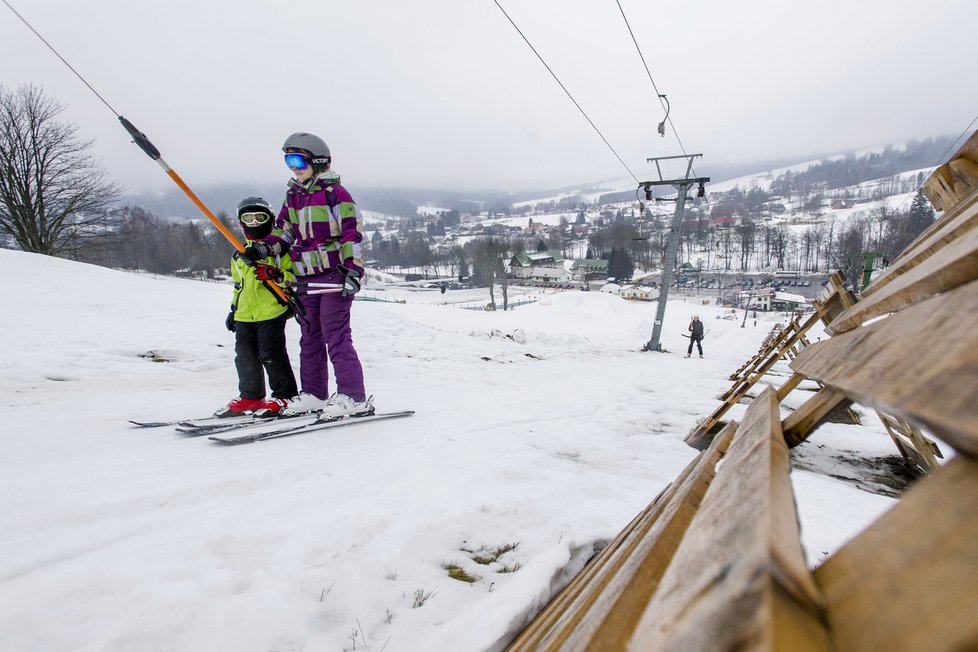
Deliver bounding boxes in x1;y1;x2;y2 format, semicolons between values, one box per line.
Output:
628;387;829;651
685;399;740;450
775;372;806;401
506;424;736;651
860;190;978;301
923;161;978;214
782;387;852;447
825;217;978;334
924;128;978;211
725;317;806;387
877;412;941;472
815;456;978;652
792;278;978;457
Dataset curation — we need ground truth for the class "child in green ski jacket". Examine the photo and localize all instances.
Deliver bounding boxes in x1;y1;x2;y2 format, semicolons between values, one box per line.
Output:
215;197;298;417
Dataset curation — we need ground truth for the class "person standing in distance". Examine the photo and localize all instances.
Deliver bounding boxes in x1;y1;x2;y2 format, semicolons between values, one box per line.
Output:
242;133;370;420
685;315;705;358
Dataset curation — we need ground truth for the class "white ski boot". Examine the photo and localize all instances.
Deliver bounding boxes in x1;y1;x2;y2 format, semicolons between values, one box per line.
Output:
318;394;375;421
278;392;325;417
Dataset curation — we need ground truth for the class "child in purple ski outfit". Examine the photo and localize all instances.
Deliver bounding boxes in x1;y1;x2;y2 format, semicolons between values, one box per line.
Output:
242;132;372;420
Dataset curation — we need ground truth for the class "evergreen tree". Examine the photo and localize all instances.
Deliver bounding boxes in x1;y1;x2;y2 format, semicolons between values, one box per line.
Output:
907;189;936;233
607;247;634;281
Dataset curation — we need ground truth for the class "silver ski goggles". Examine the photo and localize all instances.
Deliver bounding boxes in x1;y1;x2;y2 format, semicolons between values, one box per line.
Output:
240;211;271;226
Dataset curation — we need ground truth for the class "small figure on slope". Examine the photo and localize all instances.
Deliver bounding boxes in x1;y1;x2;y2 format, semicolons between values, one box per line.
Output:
216;197;299;417
685;314;705;359
242;132;372;421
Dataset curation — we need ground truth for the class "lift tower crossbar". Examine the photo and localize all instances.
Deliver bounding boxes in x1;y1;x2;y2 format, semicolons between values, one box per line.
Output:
641;154;710;352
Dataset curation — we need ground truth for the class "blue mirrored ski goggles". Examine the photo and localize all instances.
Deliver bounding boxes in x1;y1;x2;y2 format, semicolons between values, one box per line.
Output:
284;152;310;170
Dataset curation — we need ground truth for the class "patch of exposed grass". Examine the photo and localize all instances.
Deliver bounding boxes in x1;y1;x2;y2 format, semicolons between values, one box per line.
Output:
466;542;521;571
443;562;479;583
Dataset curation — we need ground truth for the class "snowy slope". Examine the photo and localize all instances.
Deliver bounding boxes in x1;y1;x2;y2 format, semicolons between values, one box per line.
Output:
0;249;897;651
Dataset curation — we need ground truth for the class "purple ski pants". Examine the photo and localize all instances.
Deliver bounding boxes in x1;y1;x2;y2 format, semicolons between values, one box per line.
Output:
296;273;365;402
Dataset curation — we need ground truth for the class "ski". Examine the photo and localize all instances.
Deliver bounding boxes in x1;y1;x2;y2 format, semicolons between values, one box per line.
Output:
129;413;265;430
129;420;180;428
208;410;415;445
130;412;296;432
175;413;317;435
177;413;272;430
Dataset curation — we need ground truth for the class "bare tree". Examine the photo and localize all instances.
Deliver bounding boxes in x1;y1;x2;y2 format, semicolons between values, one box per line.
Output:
735;217;757;270
0;84;120;255
469;236;509;309
769;226;791;270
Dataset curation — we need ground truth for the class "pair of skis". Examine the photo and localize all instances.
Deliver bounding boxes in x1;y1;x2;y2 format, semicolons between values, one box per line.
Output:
130;409;414;445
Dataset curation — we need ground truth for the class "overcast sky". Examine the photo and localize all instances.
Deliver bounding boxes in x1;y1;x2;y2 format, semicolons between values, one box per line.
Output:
2;0;976;196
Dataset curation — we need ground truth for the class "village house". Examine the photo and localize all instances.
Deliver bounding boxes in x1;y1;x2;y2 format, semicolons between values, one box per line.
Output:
744;288;809;312
508;250;568;281
619;284;658;301
570;258;609;281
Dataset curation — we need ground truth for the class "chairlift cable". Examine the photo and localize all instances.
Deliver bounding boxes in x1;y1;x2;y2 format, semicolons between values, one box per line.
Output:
934;112;978;168
891;111;978;215
1;0;294;308
2;0;119;116
491;0;639;184
614;0;697;174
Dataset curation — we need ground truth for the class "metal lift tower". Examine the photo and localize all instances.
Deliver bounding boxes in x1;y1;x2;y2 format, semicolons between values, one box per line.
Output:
642;154;710;352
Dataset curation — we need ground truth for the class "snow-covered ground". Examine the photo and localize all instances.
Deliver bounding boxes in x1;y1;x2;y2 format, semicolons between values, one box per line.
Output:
0;249;899;651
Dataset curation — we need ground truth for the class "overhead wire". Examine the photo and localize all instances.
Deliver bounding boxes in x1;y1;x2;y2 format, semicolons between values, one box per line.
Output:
892;111;978;214
613;0;690;161
934;112;978;167
2;0;120;116
491;0;639;185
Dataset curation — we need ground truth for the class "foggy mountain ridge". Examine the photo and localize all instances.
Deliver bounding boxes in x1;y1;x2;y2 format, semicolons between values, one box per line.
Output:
120;133;957;220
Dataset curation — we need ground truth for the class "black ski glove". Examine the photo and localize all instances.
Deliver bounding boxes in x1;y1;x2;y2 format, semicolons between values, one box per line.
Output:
243;241;271;262
225;311;236;332
336;264;361;297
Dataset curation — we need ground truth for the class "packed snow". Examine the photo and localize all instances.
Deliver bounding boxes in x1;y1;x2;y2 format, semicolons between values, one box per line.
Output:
0;248;899;651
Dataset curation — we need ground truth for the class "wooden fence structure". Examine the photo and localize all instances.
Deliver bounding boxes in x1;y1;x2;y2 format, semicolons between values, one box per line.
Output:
504;130;978;651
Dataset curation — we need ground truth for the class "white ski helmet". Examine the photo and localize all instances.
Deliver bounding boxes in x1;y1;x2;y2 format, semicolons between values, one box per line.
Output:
282;132;331;170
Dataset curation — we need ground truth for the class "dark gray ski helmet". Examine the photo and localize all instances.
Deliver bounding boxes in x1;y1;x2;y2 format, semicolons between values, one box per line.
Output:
282;132;331;169
236;196;275;239
236;196;274;219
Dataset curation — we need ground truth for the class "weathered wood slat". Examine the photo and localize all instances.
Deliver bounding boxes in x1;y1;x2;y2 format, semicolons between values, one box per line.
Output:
815;456;978;652
858;188;978;302
791;278;978;456
628;387;829;651
924;129;978;211
775;372;806;401
876;411;941;472
782;387;853;447
825;215;978;334
861;192;978;301
506;424;736;651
